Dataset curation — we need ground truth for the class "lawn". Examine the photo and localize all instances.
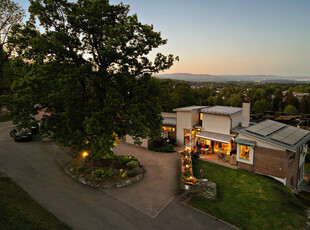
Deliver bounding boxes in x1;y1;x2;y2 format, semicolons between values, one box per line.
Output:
0;175;72;230
188;159;307;230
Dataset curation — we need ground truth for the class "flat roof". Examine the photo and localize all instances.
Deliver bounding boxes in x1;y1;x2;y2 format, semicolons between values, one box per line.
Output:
173;106;208;112
200;106;242;116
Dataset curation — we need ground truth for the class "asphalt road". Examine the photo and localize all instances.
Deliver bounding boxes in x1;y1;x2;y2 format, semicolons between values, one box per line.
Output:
0;121;236;230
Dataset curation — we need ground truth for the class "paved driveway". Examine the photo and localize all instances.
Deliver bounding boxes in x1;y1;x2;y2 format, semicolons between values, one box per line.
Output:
0;121;236;230
108;141;179;217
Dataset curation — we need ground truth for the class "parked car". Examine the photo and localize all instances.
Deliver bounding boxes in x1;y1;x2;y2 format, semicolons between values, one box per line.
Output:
10;128;32;142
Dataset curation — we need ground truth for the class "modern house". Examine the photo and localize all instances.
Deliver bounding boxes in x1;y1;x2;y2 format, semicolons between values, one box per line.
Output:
126;102;310;191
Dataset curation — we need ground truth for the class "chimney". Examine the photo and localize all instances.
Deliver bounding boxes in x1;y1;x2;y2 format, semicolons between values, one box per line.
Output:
242;101;250;128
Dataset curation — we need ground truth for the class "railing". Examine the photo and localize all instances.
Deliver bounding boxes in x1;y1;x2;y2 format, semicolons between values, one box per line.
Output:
185;135;197;150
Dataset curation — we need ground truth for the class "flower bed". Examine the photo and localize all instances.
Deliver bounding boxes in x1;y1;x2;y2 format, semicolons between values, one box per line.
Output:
65;155;144;189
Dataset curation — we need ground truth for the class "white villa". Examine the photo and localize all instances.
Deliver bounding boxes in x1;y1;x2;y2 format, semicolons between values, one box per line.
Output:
126;102;310;191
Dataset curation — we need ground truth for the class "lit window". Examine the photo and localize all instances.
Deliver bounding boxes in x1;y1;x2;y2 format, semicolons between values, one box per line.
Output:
172;128;175;131
200;113;203;120
240;145;250;160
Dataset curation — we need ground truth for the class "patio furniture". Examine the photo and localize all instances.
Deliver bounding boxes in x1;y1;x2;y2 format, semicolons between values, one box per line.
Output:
217;149;226;160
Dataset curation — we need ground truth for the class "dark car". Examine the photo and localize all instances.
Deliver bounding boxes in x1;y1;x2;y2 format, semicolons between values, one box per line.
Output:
10;128;32;142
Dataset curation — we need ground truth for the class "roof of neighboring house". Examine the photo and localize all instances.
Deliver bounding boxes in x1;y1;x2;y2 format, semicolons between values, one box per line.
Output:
275;116;294;121
162;117;176;126
161;112;176;118
236;119;310;151
200;106;242;116
173;106;208;112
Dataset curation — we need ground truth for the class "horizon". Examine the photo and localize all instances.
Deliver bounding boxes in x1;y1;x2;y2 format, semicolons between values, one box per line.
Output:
15;0;310;77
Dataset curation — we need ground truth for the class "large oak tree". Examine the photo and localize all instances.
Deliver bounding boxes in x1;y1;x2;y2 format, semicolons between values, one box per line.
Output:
4;0;177;158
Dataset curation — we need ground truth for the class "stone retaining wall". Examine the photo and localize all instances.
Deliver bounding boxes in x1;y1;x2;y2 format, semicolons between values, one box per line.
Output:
65;166;144;189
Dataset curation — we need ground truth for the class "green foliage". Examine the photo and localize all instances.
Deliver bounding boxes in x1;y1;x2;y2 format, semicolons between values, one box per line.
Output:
75;165;85;173
115;155;138;164
91;169;105;178
284;105;298;114
148;140;174;152
127;171;138;177
253;99;271;113
104;170;114;177
126;160;139;169
5;0;177;159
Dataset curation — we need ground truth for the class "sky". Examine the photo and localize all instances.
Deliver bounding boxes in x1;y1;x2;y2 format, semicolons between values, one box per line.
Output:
15;0;310;76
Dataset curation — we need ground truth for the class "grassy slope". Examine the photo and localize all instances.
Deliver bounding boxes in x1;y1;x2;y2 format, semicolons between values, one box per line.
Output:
0;176;72;230
189;159;307;230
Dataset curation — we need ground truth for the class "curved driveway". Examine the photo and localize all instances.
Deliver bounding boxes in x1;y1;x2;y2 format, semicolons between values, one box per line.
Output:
0;121;236;230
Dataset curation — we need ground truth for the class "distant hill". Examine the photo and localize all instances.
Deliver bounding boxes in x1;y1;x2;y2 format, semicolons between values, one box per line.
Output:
155;73;310;83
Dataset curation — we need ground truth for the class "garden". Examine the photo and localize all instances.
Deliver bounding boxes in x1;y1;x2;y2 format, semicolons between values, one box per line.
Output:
66;152;143;188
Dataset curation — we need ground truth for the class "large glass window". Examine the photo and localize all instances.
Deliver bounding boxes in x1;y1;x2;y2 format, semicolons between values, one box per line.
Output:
240;145;250;160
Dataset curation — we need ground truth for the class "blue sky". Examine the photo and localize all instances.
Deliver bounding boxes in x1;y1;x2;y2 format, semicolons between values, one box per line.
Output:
15;0;310;76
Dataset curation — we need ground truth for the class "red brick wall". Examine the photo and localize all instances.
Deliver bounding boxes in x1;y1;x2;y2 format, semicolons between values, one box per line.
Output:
238;162;253;171
253;146;287;179
285;149;300;190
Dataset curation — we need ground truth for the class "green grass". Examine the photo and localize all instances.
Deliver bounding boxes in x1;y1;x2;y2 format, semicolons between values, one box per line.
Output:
0;176;72;230
188;159;307;230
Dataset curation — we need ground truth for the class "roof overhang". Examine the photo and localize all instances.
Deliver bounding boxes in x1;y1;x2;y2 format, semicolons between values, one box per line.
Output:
196;131;235;144
234;137;256;146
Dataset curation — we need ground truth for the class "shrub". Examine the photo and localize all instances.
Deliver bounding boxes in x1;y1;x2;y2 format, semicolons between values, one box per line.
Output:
75;165;85;173
115;155;138;164
91;169;105;177
148;141;174;152
127;171;138;177
104;170;114;177
126;160;139;169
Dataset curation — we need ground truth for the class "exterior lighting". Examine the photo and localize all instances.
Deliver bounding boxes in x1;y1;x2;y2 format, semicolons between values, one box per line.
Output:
190;176;193;181
82;151;89;158
186;165;189;168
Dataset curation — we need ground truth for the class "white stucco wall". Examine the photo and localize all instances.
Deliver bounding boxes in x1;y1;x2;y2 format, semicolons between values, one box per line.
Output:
191;110;200;127
231;111;242;129
176;111;192;145
125;135;149;148
202;114;231;134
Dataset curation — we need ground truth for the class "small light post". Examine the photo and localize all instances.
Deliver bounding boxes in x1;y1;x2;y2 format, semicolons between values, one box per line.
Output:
82;151;89;158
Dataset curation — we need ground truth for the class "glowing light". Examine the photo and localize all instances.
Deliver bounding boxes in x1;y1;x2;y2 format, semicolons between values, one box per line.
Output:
186;165;189;168
82;151;89;158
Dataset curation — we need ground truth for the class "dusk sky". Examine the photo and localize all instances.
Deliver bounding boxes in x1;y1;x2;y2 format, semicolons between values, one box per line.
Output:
16;0;310;76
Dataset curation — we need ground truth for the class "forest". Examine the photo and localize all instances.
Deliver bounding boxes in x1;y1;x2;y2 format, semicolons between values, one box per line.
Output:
155;78;310;114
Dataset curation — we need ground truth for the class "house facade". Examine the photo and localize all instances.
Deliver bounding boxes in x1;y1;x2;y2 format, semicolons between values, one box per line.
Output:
167;102;310;191
126;102;309;190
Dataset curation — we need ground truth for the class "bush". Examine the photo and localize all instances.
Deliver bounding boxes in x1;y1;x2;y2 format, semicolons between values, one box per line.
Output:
115;155;138;164
75;165;85;173
126;160;139;169
148;141;174;152
91;169;105;177
104;170;114;177
127;171;138;177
